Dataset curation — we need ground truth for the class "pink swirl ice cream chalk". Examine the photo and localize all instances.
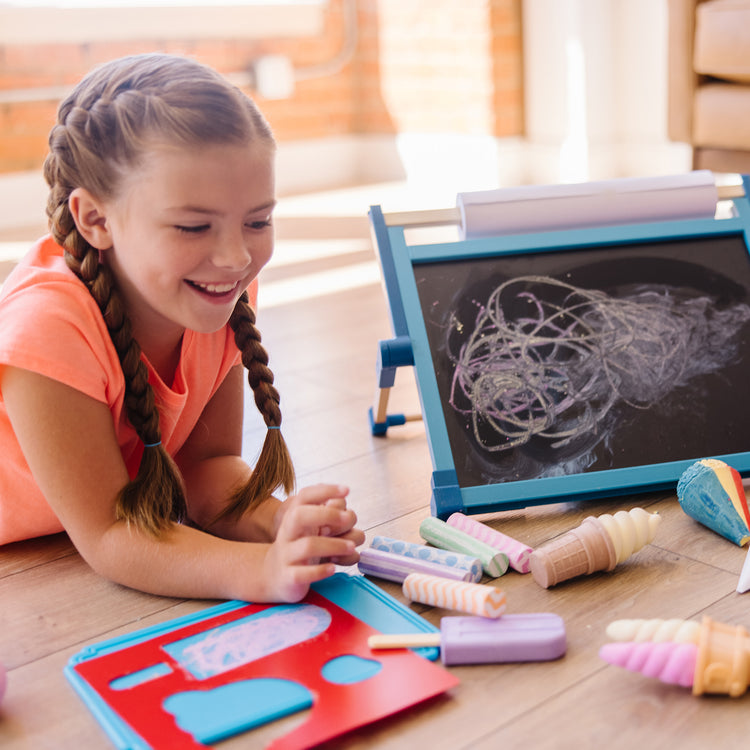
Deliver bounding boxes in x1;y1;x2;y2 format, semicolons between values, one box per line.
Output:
600;616;750;697
402;573;507;618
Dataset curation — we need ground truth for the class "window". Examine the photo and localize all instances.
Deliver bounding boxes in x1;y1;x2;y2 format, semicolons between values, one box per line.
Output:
0;1;325;43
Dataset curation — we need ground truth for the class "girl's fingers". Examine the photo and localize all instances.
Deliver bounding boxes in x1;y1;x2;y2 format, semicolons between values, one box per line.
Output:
277;504;357;542
283;535;357;567
287;484;349;509
324;550;360;566
274;562;338;603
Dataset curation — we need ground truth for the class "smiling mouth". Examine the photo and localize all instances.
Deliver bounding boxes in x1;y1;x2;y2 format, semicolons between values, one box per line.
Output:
187;280;239;296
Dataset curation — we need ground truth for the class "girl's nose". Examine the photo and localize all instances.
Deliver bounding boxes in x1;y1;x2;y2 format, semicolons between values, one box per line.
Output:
213;232;252;270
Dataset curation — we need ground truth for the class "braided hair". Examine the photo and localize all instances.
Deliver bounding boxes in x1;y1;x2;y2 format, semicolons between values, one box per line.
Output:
43;53;294;535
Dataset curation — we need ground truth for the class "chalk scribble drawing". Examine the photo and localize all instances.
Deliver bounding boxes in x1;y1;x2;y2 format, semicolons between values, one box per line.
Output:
447;275;750;458
164;604;332;679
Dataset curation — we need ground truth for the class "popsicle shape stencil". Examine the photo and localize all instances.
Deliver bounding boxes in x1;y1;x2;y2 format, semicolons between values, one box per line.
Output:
163;603;331;679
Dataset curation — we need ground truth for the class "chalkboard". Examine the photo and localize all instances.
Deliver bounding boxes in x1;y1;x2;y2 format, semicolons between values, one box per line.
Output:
416;235;750;487
369;178;750;518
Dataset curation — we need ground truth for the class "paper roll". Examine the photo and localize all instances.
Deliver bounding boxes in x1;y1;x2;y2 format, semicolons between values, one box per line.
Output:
456;171;718;239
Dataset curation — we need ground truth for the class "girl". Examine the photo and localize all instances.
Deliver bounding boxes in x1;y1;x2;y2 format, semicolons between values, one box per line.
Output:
0;53;364;603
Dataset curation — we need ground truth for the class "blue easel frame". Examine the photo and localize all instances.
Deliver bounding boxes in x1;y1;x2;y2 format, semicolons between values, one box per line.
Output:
369;175;750;519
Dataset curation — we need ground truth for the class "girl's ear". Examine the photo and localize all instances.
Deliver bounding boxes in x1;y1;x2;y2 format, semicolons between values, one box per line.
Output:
68;188;113;250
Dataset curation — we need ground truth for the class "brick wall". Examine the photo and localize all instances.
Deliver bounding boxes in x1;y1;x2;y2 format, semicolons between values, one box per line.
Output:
0;0;523;175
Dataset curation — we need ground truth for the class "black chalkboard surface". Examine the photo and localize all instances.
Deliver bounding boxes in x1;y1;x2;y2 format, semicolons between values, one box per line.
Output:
415;235;750;489
369;179;750;518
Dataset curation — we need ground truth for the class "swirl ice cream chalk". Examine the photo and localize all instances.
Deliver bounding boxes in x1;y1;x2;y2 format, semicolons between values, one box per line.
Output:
446;512;533;573
529;507;660;588
600;616;750;697
371;535;483;582
419;517;509;577
402;573;507;619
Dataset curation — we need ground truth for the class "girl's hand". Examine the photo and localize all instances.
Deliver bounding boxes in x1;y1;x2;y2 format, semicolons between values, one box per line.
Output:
263;484;364;602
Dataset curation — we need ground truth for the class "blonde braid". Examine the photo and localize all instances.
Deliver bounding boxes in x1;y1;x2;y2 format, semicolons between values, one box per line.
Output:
42;70;196;534
218;291;295;520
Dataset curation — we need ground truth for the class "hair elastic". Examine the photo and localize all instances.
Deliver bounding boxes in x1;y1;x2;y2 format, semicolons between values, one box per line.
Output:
144;441;162;448
267;426;280;430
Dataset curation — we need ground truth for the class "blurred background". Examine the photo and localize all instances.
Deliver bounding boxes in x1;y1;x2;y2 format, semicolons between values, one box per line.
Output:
0;0;694;240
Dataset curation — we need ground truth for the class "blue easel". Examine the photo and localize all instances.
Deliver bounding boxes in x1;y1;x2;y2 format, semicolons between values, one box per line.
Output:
369;174;750;518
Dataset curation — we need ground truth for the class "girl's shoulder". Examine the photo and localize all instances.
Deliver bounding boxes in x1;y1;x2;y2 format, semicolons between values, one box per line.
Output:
0;236;117;393
0;235;81;299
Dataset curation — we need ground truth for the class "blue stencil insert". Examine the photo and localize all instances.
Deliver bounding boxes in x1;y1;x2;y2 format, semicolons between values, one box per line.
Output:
322;655;383;684
164;678;312;744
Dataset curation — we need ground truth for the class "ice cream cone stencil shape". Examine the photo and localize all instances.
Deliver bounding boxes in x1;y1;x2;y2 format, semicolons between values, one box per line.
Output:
677;459;750;546
529;508;660;588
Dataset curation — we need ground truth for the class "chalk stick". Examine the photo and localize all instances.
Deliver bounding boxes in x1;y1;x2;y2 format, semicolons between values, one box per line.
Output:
358;547;473;583
402;573;507;619
419;517;509;577
371;535;483;582
446;512;533;573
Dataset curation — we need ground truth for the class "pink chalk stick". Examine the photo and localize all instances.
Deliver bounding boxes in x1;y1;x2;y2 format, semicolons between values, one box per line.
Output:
447;512;533;573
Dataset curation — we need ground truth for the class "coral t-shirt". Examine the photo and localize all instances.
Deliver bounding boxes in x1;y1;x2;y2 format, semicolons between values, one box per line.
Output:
0;236;254;544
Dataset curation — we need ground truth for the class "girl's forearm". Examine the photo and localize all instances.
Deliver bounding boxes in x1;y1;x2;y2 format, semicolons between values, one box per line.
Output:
88;520;279;601
75;483;360;603
178;453;282;541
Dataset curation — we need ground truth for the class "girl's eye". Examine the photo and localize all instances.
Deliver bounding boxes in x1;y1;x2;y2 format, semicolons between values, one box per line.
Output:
247;219;272;230
176;224;210;234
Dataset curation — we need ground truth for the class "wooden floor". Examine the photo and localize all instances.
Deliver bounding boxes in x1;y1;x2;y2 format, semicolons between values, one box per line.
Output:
3;188;750;749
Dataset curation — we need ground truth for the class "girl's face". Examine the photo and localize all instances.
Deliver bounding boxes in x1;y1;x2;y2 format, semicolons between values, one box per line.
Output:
99;140;275;353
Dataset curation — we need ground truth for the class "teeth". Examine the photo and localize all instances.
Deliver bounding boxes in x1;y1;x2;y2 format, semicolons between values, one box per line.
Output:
193;281;236;294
